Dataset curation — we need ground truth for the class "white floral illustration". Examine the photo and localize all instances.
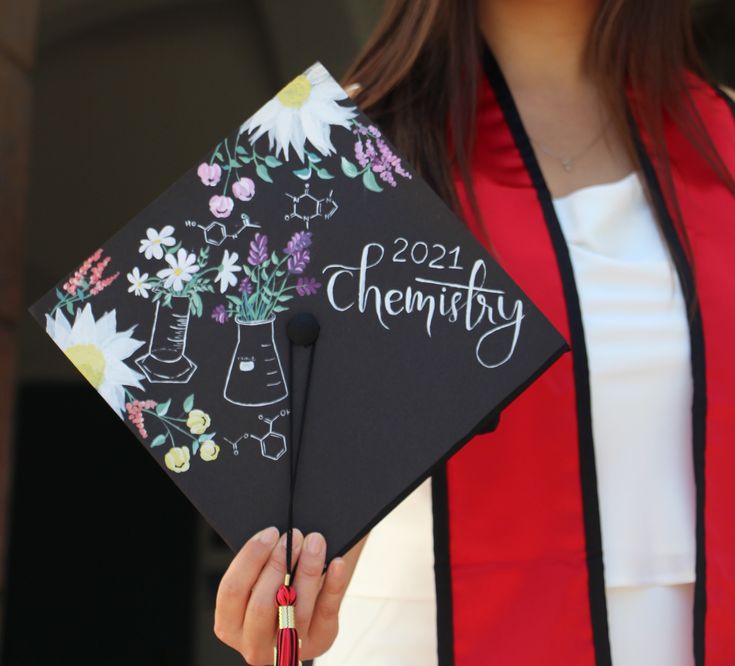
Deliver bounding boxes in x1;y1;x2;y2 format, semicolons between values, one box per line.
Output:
139;225;176;260
240;62;356;163
156;248;199;292
45;304;145;416
214;249;241;294
127;267;151;298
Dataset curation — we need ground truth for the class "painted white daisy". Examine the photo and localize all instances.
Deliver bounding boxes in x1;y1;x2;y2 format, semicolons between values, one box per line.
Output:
214;249;241;294
139;225;176;260
240;61;357;163
156;248;199;292
45;304;145;416
127;267;151;298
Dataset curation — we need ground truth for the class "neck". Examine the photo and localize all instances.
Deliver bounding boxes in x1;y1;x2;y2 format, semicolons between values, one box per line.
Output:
478;0;599;93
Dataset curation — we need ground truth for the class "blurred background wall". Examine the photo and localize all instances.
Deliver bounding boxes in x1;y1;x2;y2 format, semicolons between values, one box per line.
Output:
1;0;733;664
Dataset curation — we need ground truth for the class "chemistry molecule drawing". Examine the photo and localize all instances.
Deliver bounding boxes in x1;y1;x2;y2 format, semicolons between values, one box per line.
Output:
185;213;260;247
284;184;338;230
224;409;290;461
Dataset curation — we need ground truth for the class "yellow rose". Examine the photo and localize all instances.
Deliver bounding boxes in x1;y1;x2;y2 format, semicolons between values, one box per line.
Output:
199;440;220;462
186;409;211;435
164;446;190;473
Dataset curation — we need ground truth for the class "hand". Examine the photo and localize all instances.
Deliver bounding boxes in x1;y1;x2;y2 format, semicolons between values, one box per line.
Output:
214;527;350;665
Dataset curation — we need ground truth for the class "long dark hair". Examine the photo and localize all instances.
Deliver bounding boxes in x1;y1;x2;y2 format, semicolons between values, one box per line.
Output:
340;0;734;231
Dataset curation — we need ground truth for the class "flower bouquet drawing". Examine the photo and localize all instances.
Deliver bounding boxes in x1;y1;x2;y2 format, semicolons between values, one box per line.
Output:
213;231;321;407
130;226;217;383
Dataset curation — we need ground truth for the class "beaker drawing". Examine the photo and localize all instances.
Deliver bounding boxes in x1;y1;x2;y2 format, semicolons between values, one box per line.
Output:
136;295;198;383
223;316;288;407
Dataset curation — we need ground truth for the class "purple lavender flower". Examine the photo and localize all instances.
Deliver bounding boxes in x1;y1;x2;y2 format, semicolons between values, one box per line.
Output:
296;277;321;296
239;277;253;295
350;123;411;188
284;231;312;255
211;304;229;324
248;232;268;266
287;249;310;275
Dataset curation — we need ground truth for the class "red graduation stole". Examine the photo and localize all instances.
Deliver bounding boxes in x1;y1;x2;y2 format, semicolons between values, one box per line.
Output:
433;48;735;665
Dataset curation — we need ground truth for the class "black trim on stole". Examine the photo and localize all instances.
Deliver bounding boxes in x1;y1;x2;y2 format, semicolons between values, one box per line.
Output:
628;119;708;666
480;44;613;666
432;466;455;666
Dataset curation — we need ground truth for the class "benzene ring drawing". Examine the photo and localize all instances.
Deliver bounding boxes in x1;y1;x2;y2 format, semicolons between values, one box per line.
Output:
224;409;290;461
185;213;260;246
284;184;337;230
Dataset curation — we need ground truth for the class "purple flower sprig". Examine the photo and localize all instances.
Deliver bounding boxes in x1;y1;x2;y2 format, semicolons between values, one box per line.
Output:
221;231;321;322
341;121;412;192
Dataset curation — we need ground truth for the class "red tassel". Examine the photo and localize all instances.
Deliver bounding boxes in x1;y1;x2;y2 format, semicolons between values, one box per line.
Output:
274;582;301;666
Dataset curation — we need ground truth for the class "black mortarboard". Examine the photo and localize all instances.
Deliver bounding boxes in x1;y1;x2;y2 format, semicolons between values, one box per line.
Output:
29;62;567;573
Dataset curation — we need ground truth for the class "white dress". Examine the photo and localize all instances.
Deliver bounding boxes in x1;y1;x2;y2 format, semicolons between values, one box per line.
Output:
316;172;696;666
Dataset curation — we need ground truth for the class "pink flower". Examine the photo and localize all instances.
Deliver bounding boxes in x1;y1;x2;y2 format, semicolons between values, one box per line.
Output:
197;162;222;186
209;195;234;218
232;177;255;201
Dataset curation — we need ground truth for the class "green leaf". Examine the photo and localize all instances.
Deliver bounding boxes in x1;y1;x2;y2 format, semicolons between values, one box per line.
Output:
156;399;171;416
340;157;359;178
264;155;282;167
271;251;279;265
66;302;74;315
272;305;288;313
192;440;199;456
229;159;240;168
362;168;383;192
278;294;293;302
222;164;231;171
214;151;224;161
306;151;322;163
150;434;166;448
235;145;247;155
240;155;253;164
183;394;194;412
274;270;285;278
242;264;253;278
191;293;203;318
293;167;311;180
198;432;214;442
255;163;273;183
226;295;242;306
316;167;334;180
55;287;63;299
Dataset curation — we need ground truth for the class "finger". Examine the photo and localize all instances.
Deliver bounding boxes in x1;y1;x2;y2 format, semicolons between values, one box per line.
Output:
292;532;327;632
241;529;304;664
214;526;280;646
306;556;349;655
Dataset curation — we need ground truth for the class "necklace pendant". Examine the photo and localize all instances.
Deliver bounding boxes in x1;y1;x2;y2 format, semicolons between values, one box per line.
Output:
561;159;573;173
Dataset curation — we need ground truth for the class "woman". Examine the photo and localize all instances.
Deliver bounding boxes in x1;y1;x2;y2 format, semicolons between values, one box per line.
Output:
213;1;735;664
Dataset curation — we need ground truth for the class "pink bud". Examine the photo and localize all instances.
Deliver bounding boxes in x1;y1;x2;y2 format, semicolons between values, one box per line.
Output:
232;177;255;201
197;162;222;186
209;195;234;218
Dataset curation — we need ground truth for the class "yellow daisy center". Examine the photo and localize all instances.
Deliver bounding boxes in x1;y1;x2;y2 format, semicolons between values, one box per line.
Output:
276;75;312;108
174;267;183;276
65;343;106;389
153;239;161;244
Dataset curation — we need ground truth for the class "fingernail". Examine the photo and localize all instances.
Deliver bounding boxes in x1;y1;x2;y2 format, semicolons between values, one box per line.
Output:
258;526;279;546
305;532;325;555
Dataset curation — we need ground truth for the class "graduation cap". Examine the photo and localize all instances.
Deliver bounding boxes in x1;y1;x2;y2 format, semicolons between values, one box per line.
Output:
29;61;567;664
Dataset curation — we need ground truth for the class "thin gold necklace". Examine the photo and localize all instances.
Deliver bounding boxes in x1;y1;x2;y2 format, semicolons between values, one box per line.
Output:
530;118;612;173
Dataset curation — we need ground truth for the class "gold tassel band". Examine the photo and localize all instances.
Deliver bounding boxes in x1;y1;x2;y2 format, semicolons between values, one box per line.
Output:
278;604;296;629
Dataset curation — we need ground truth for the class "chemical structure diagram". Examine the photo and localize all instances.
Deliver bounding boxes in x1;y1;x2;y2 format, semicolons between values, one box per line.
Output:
284;184;338;230
224;410;290;461
185;213;260;246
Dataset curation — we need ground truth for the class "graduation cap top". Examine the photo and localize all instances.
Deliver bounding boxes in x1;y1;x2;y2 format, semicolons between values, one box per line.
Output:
29;61;567;564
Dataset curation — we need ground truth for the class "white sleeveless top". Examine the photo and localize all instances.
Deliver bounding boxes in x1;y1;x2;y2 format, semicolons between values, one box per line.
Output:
554;171;696;586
